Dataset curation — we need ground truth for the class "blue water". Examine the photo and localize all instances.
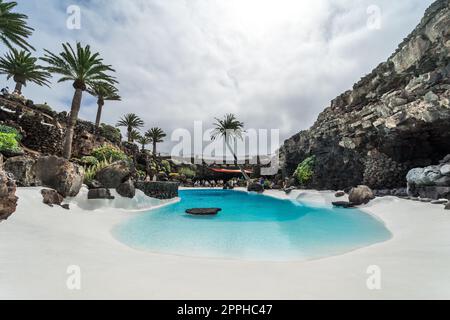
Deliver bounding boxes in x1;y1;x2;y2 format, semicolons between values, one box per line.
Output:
113;190;391;261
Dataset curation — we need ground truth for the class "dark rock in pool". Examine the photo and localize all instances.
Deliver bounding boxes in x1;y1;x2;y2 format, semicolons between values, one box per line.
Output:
88;188;115;200
335;191;346;197
248;183;264;193
332;201;355;208
41;189;64;207
186;208;222;215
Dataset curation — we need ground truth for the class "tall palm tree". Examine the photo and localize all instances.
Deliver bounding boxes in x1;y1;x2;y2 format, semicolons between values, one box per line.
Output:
145;127;166;156
0;0;34;51
116;113;144;143
41;42;116;159
136;135;151;152
211;113;250;181
87;82;121;133
0;49;51;94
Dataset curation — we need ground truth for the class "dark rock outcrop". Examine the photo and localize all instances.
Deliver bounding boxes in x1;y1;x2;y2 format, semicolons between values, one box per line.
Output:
135;181;179;199
332;201;355;208
95;160;130;189
348;185;375;205
41;189;64;207
407;154;450;199
0;169;18;220
186;208;221;215
116;179;136;198
335;191;346;197
88;188;115;200
4;156;39;187
35;156;84;197
280;0;450;190
248;183;264;193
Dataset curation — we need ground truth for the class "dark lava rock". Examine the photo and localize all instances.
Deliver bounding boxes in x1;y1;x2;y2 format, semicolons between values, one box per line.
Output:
86;179;103;189
186;208;222;215
95;160;130;189
0;169;18;220
284;187;296;194
445;203;450;210
116;179;136;199
348;185;375;205
88;188;115;200
332;201;355;208
335;191;346;197
41;189;64;207
248;183;264;193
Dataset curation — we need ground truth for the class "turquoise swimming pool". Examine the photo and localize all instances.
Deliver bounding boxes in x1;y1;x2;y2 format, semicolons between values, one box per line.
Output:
113;189;391;261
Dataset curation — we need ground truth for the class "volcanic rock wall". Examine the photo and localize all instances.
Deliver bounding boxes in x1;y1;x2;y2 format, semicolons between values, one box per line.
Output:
280;0;450;190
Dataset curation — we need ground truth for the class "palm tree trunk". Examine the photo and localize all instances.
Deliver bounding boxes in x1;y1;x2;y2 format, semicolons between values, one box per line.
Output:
63;88;83;159
127;128;132;143
14;82;23;94
94;99;104;134
225;140;251;181
152;142;157;156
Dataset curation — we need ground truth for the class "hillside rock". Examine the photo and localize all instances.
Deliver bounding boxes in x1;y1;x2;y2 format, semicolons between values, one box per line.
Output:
280;0;450;190
0;169;18;221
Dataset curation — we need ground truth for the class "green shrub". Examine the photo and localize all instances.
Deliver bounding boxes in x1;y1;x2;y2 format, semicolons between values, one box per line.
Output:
161;160;171;173
0;132;21;153
136;170;147;180
0;125;22;141
99;124;122;144
178;167;196;179
295;156;315;185
80;156;99;167
91;145;127;163
83;158;113;185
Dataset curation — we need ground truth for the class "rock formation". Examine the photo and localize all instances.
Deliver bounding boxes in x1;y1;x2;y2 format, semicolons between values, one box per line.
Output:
0;169;18;221
280;0;450;191
95;160;131;189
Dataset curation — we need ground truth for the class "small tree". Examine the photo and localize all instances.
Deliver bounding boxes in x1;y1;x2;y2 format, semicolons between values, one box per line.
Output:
116;113;144;143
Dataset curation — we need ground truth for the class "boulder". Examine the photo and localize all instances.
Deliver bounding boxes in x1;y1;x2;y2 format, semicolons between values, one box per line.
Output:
332;201;355;208
95;160;130;189
348;185;375;205
86;179;103;189
88;188;115;200
247;183;264;193
4;156;39;187
35;156;84;197
186;208;222;215
0;169;18;221
41;189;64;207
116;179;136;198
445;203;450;210
440;164;450;176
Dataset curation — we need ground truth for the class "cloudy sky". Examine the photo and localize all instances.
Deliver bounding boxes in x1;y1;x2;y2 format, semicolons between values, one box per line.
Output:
3;0;434;154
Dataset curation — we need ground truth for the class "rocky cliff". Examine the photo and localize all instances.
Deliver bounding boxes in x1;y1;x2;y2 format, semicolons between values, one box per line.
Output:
280;0;450;190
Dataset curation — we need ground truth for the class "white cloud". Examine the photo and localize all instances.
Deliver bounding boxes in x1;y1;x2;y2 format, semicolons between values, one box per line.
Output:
2;0;435;153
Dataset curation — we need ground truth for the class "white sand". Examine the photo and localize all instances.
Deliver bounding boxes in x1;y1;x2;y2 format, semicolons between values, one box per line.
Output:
1;187;450;300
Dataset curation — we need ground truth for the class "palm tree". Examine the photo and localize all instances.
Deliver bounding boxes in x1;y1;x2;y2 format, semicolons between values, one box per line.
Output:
116;113;144;143
87;82;121;133
0;0;34;51
129;129;141;144
0;49;51;94
145;127;166;156
211;113;250;181
41;42;116;159
136;135;151;152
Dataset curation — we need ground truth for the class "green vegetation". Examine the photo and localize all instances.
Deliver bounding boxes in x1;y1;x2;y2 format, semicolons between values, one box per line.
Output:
83;158;112;185
145;127;166;155
0;0;35;51
80;156;99;167
0;48;51;93
87;82;121;132
295;156;316;185
116;113;144;143
136;170;147;180
0;124;21;141
91;145;127;163
41;42;117;159
161;159;171;173
99;124;121;144
0;132;20;153
178;167;196;179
